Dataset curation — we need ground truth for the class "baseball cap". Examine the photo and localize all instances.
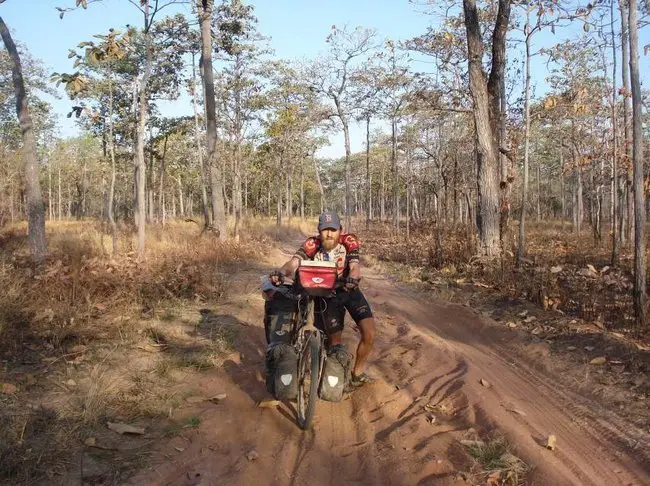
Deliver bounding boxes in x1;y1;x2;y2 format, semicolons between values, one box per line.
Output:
318;211;341;231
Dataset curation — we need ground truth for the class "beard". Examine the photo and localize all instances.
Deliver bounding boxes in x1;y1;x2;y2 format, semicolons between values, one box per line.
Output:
321;236;338;251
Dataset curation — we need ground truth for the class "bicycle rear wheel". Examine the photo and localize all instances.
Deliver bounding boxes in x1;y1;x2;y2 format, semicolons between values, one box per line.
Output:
297;331;321;430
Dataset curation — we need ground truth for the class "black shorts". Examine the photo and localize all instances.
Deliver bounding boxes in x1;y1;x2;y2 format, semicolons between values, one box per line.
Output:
314;288;373;335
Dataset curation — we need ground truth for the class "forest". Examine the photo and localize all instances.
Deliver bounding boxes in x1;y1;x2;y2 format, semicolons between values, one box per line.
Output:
0;1;649;485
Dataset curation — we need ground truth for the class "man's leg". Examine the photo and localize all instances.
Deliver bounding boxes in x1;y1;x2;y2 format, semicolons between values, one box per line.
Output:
343;288;375;380
352;317;375;376
314;295;345;349
328;330;343;347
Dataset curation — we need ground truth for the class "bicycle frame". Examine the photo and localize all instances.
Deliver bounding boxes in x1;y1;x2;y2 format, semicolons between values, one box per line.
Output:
294;296;327;381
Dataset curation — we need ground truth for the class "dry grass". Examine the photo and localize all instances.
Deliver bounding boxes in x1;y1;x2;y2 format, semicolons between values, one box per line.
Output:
464;437;529;485
359;220;646;338
0;218;270;485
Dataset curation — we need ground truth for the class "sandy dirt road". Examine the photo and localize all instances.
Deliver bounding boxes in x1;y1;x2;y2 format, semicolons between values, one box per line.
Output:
128;245;649;486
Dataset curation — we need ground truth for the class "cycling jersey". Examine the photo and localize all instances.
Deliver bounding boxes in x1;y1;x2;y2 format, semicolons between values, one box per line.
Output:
294;233;373;332
294;233;360;278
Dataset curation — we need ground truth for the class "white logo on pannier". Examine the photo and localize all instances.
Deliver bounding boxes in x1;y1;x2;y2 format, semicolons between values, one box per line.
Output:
327;375;339;387
312;277;324;284
280;374;293;386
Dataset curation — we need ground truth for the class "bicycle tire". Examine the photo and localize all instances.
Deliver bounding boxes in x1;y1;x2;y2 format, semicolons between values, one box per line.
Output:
297;331;321;430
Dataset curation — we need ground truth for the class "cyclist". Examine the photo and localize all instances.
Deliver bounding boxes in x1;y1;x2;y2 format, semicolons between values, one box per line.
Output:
269;211;376;390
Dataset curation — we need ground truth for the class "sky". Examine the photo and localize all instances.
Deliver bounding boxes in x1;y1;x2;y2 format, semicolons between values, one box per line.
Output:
1;0;648;158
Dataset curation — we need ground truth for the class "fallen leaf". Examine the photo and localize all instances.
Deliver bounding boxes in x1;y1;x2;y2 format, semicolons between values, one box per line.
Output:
480;378;491;388
486;470;501;485
473;281;491;288
546;434;557;451
578;267;598;278
506;407;527;417
567;346;576;351
590;356;607;365
210;393;227;403
507;322;517;328
524;316;537;323
584;346;595;352
66;379;77;387
550;265;563;274
587;264;598;274
246;450;259;461
1;383;18;394
517;310;528;318
175;446;185;452
426;413;436;424
107;422;145;435
424;404;436;412
186;396;206;404
257;399;280;409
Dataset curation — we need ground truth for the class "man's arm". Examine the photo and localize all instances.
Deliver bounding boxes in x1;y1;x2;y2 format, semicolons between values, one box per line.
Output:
281;256;301;278
341;233;361;285
348;260;361;280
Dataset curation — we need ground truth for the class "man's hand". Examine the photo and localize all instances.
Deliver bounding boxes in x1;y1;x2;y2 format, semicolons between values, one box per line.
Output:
344;277;360;290
269;270;285;286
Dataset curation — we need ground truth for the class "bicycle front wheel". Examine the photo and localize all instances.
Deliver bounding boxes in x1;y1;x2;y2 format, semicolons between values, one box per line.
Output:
297;331;321;430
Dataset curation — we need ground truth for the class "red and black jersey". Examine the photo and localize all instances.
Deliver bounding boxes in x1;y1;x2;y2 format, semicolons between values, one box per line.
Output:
294;233;360;277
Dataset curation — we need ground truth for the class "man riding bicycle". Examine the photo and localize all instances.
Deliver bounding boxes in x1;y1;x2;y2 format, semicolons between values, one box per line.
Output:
269;211;376;390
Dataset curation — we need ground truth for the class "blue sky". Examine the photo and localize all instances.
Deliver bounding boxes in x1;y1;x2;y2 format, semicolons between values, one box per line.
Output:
1;0;648;158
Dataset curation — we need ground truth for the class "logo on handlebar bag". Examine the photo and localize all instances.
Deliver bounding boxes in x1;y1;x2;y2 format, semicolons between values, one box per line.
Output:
311;277;324;284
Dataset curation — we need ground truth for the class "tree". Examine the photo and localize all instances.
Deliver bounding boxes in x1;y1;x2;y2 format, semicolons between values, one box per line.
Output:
213;0;269;237
376;40;413;232
462;0;511;256
75;29;132;254
307;25;376;230
197;0;226;239
0;16;47;263
627;0;645;327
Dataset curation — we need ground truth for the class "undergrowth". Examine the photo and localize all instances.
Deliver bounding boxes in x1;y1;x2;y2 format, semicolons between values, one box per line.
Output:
0;218;282;485
360;219;645;337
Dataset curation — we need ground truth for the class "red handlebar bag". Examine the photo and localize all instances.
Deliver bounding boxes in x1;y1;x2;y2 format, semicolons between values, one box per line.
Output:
297;260;337;297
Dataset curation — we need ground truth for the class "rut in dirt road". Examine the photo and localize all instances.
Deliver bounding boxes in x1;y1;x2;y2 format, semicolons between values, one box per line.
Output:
128;249;649;486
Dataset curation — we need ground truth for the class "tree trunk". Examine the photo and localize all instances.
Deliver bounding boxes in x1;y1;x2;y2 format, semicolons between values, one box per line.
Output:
462;0;509;257
620;0;633;248
133;2;153;260
332;95;352;229
300;160;305;219
107;69;118;254
233;53;244;239
365;115;372;228
0;16;46;263
391;116;398;230
199;0;226;238
380;159;386;221
276;156;283;227
191;52;211;228
517;25;531;265
58;166;62;221
536;163;541;222
158;135;168;225
628;0;646;327
560;151;566;221
610;1;620;264
313;156;325;213
286;165;293;221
